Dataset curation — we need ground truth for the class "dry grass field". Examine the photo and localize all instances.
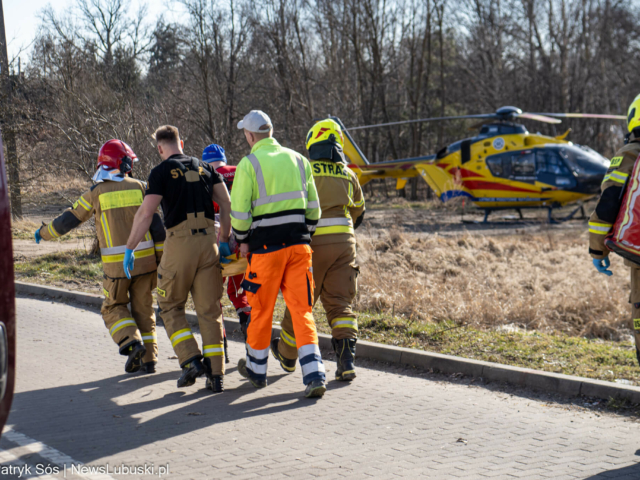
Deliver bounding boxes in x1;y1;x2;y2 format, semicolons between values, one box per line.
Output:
355;229;630;341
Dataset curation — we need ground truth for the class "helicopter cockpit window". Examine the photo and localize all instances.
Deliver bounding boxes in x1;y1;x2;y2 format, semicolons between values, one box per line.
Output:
511;152;536;182
536;151;571;175
536;150;576;188
486;154;509;177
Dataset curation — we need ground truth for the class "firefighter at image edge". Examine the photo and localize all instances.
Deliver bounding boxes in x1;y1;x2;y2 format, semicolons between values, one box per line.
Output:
590;94;640;364
231;110;327;398
125;125;232;393
272;119;365;382
35;140;165;374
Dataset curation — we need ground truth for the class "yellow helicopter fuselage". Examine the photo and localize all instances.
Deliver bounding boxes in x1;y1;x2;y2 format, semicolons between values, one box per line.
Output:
344;124;609;211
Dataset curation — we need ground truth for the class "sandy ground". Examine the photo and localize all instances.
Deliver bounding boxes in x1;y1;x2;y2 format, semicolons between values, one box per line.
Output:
12;238;91;260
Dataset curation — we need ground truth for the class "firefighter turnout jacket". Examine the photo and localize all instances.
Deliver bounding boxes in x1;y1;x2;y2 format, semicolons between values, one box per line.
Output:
39;176;165;278
589;133;640;261
230;137;321;251
310;159;365;246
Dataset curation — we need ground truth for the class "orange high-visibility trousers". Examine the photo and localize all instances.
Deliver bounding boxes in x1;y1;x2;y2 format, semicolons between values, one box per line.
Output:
242;244;325;385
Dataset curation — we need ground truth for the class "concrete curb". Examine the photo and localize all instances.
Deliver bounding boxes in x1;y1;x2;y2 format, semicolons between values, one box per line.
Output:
15;281;640;403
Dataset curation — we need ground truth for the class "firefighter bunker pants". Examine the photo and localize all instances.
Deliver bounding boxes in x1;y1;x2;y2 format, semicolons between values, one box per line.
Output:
278;242;359;360
102;272;158;364
243;244;325;386
631;267;640;352
156;222;226;375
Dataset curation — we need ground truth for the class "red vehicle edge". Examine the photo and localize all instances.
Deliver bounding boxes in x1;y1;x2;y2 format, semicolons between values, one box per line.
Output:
0;127;16;432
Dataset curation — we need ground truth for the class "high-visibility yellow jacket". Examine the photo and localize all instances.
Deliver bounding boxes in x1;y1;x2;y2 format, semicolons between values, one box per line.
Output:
310;159;365;246
230;137;321;252
39;176;165;279
589;135;640;265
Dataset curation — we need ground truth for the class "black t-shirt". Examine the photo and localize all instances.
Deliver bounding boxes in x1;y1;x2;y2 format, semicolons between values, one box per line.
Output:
146;154;223;229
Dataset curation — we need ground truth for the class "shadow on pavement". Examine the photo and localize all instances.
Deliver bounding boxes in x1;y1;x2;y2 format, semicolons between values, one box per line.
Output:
8;370;314;465
583;462;640;479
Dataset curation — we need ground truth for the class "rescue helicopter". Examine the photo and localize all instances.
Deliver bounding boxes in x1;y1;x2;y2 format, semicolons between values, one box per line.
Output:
333;106;626;221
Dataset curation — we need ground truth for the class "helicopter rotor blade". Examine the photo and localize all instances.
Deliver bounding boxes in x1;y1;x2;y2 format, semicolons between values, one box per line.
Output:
518;113;562;124
528;112;627;120
345;114;497;131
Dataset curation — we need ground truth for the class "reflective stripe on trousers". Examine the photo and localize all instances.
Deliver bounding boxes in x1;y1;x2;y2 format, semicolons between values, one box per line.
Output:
109;318;137;337
298;344;325;385
281;329;297;348
170;328;194;348
203;344;224;357
331;317;358;330
246;344;269;381
141;332;157;344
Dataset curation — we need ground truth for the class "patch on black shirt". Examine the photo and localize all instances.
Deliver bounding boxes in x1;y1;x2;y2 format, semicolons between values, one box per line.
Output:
146;154;223;229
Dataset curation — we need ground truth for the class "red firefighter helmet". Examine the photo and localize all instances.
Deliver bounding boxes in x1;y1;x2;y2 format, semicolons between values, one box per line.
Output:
97;139;138;174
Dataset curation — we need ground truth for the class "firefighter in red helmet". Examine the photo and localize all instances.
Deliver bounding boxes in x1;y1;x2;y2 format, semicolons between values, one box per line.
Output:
35;139;166;374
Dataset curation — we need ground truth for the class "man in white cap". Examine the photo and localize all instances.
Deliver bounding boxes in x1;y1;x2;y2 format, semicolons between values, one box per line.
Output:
231;110;327;398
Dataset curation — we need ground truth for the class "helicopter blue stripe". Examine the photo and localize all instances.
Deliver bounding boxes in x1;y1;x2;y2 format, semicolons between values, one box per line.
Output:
440;191;473;202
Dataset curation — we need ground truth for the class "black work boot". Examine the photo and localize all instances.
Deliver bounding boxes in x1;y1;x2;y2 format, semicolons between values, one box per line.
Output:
141;361;157;374
121;341;146;374
205;375;224;393
332;338;357;381
177;358;205;388
203;358;224;393
270;338;296;373
636;348;640;368
304;379;327;398
238;311;250;342
237;358;267;389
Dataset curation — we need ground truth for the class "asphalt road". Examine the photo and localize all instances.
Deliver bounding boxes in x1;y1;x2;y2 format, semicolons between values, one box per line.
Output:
1;296;640;479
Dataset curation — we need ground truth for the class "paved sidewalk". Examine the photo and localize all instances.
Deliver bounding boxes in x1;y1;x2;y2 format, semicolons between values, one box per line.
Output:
1;296;640;479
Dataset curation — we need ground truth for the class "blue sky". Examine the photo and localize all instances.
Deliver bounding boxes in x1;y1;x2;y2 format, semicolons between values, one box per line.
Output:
4;0;182;63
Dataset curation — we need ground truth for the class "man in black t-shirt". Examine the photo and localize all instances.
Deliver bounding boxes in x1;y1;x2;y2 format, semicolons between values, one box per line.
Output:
126;125;232;393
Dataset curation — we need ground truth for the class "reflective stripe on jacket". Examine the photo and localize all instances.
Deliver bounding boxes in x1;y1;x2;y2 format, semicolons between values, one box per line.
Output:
230;137;321;251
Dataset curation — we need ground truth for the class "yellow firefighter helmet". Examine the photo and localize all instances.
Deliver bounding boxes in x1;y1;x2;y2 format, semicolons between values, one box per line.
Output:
306;119;344;150
628;94;640;133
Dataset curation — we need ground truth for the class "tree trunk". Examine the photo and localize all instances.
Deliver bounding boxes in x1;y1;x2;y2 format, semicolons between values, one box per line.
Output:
4;128;21;218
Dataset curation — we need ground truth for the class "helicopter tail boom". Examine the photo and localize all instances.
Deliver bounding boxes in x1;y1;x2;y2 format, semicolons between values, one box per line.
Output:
415;163;471;202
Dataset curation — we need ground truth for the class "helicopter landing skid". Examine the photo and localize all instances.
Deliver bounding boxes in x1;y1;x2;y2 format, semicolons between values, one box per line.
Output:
461;205;586;224
461;209;524;224
547;204;586;224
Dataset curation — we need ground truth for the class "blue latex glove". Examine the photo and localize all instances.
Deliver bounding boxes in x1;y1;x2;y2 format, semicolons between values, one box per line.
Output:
123;248;135;279
219;242;232;264
593;257;612;276
34;229;42;244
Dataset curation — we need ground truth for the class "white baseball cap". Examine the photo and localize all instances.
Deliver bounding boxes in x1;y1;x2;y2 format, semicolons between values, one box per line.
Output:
237;110;273;133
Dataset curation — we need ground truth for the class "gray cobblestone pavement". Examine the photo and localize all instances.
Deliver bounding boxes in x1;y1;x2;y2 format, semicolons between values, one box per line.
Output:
1;296;640;479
